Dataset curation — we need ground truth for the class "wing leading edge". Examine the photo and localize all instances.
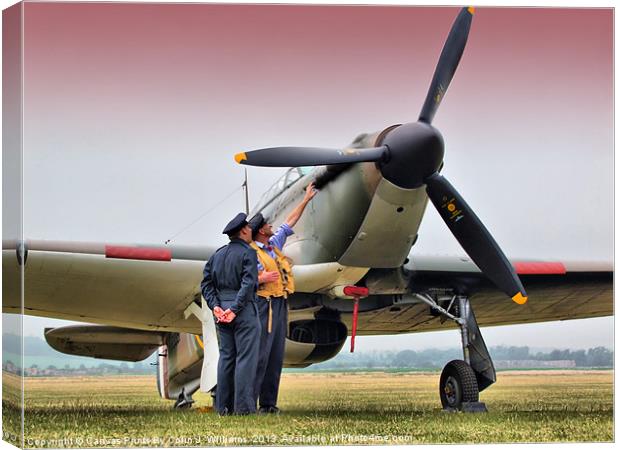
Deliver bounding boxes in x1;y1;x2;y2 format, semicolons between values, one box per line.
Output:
349;255;612;335
2;240;217;334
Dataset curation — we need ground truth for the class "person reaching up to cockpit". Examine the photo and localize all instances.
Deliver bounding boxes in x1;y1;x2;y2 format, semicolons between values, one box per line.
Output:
248;182;317;414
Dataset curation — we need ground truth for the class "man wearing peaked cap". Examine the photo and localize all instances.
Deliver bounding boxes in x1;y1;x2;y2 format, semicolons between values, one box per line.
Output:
249;182;317;414
221;212;249;235
201;212;260;415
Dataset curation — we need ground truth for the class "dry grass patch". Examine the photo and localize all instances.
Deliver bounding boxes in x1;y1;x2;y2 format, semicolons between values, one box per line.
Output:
3;370;612;447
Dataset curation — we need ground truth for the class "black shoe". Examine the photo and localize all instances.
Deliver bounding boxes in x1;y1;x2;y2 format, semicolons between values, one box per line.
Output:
233;410;254;416
258;405;281;415
218;407;230;416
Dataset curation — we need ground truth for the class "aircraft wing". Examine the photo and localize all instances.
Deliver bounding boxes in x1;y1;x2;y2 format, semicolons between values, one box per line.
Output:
353;255;613;335
3;240;613;336
2;239;215;334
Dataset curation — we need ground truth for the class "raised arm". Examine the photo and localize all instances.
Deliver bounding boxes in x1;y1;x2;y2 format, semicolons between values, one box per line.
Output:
285;182;317;228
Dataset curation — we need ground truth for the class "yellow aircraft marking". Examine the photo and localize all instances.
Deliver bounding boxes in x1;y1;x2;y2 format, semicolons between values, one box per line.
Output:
468;6;475;15
194;334;204;349
235;152;247;164
512;292;528;305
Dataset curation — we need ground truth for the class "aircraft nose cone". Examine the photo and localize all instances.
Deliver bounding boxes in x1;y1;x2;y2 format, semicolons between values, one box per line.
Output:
379;122;444;189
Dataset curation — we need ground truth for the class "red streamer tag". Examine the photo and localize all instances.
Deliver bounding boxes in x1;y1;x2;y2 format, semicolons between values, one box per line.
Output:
105;245;172;262
513;262;566;275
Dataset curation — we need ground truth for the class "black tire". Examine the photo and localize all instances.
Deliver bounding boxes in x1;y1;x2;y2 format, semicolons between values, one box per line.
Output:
439;359;479;409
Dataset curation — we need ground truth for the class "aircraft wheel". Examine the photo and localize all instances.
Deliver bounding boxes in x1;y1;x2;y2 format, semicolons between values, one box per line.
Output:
439;359;479;410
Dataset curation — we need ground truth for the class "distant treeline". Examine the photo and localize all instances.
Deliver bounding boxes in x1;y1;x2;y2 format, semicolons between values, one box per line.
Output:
312;346;614;370
2;331;614;375
3;334;58;356
3;360;155;377
492;346;613;367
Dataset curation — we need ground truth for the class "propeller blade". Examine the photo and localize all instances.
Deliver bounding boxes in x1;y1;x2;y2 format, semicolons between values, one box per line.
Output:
235;146;388;168
425;173;528;304
418;7;474;124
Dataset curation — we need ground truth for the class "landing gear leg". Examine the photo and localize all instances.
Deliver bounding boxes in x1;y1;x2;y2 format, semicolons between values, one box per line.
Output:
417;294;495;412
173;387;195;410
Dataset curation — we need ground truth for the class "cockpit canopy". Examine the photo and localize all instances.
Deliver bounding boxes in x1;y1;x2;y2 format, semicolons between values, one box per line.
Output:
252;167;312;214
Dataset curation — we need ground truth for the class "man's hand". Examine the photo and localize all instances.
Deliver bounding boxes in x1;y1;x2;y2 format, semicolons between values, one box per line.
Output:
303;182;318;203
213;306;225;322
286;182;318;228
219;309;237;323
259;270;280;284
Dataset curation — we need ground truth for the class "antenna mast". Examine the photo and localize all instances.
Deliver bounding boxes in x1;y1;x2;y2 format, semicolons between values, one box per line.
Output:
243;168;250;214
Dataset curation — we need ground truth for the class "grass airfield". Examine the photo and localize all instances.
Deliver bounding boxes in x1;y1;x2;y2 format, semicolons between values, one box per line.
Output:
3;370;613;447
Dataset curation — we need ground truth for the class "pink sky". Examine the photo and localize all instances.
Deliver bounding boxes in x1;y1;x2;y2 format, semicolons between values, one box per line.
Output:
13;4;613;348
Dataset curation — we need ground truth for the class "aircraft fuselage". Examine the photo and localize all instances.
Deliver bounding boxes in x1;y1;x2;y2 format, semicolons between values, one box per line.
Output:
255;128;431;271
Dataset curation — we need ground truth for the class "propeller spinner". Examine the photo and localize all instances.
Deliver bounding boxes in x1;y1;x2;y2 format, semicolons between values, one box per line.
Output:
234;7;528;304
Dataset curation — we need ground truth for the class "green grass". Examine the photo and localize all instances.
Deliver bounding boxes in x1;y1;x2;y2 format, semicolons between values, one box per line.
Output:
2;373;23;448
2;370;613;447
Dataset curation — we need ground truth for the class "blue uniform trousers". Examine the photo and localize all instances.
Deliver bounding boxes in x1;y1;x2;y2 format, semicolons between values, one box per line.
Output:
254;296;287;408
215;301;260;414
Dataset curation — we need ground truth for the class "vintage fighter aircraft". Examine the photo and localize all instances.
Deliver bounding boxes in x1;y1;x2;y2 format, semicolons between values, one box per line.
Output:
2;7;612;412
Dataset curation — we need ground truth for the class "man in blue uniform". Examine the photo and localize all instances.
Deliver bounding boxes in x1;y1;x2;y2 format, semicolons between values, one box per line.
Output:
201;212;260;415
248;183;317;414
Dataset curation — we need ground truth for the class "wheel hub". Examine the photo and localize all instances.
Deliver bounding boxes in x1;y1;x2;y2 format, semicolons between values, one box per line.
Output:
444;375;460;406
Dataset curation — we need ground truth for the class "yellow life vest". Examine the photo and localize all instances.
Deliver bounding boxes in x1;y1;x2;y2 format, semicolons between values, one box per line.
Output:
250;241;295;298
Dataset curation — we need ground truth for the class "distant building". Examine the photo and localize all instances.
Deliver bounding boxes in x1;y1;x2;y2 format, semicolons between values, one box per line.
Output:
24;366;40;376
495;360;576;369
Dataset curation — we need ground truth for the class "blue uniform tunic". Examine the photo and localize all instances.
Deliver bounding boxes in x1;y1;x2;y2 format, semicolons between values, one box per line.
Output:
201;238;260;414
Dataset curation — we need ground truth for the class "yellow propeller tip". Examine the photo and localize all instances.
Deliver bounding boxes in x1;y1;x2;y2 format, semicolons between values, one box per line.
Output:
512;292;528;305
234;152;247;164
468;6;475;14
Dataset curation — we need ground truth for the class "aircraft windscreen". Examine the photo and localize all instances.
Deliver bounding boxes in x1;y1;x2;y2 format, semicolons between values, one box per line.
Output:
253;168;305;213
